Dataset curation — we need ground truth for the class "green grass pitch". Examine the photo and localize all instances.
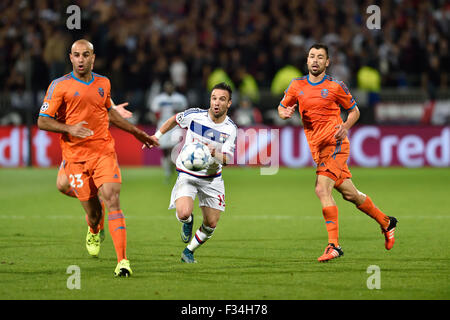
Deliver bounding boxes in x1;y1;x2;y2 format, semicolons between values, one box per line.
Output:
0;166;449;300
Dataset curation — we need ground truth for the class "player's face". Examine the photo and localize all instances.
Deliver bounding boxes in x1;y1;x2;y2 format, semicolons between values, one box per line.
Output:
210;89;232;119
70;43;95;77
307;48;329;76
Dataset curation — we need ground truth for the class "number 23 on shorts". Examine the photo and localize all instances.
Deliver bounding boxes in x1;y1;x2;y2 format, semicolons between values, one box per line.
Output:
69;173;84;188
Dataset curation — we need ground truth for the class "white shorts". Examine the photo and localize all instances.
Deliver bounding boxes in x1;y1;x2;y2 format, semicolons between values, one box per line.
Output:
169;172;226;212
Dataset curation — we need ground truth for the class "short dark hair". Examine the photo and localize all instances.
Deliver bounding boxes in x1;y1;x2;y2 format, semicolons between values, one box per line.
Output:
309;43;329;59
211;82;232;100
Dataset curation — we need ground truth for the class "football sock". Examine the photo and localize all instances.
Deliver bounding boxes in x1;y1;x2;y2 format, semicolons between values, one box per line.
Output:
322;206;339;246
187;224;215;252
108;210;127;262
357;196;390;230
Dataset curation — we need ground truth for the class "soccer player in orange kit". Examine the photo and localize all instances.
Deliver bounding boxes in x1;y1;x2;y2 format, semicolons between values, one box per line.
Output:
38;39;157;276
278;44;397;262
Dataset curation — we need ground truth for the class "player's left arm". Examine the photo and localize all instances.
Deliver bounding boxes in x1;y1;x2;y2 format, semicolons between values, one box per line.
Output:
206;128;236;166
111;99;132;119
334;81;360;141
108;107;158;149
334;106;360;141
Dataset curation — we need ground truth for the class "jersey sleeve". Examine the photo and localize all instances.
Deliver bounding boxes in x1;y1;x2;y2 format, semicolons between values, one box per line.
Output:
105;79;112;110
335;81;357;110
175;108;205;129
279;79;299;108
39;80;64;119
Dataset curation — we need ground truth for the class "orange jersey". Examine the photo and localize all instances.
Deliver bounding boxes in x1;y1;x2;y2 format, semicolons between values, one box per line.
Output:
39;72;114;161
279;74;356;157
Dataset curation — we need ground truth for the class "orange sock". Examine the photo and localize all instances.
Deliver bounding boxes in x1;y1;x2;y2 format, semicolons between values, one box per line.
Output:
357;196;390;230
322;206;339;246
108;210;127;262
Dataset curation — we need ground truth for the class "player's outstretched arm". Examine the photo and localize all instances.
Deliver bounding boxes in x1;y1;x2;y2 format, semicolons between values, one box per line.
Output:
143;115;178;149
38;116;93;138
108;107;158;148
111;99;133;119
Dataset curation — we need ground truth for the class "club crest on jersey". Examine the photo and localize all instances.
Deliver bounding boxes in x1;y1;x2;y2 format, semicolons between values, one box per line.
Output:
98;87;104;97
40;102;49;112
219;132;229;143
321;89;328;98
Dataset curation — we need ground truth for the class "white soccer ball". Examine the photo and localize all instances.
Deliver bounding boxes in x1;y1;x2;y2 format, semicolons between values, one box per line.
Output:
180;142;212;171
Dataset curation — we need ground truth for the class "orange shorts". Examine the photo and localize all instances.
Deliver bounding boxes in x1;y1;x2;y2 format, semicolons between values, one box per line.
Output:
314;140;352;188
63;152;122;201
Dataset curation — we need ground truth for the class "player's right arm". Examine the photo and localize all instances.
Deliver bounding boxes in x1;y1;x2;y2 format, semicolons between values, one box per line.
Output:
37;80;93;138
145;115;178;148
38;117;93;138
278;80;298;119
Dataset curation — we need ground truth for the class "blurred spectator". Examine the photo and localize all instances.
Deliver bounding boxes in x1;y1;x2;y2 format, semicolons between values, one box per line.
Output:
43;27;69;80
0;0;448;125
146;80;187;182
271;65;303;97
357;63;381;123
232;96;263;127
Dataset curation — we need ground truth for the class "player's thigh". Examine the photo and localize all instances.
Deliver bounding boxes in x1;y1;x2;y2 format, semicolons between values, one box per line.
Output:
64;161;97;201
175;196;195;219
315;174;335;197
200;206;221;228
56;160;70;192
169;173;197;214
197;177;226;213
98;182;121;211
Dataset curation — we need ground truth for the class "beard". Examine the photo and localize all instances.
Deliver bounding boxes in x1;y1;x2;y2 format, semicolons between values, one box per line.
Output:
308;65;326;76
210;107;227;119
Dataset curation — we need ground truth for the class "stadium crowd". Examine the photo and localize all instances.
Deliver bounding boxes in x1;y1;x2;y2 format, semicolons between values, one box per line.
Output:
0;0;449;125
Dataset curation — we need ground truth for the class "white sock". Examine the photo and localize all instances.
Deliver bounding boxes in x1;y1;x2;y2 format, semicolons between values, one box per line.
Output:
187;224;215;252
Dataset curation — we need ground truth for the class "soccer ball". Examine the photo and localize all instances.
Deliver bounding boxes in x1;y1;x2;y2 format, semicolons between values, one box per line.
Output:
180;142;211;171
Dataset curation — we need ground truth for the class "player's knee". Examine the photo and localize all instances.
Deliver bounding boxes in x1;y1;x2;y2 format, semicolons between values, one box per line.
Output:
176;208;192;221
315;184;329;199
56;180;68;193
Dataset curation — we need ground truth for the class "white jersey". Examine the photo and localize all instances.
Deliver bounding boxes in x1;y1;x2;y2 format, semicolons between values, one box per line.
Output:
151;92;188;127
175;108;237;178
151;92;187;148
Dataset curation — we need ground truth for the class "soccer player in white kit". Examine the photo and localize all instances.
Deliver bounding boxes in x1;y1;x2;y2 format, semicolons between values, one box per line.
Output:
149;83;237;263
149;81;188;182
